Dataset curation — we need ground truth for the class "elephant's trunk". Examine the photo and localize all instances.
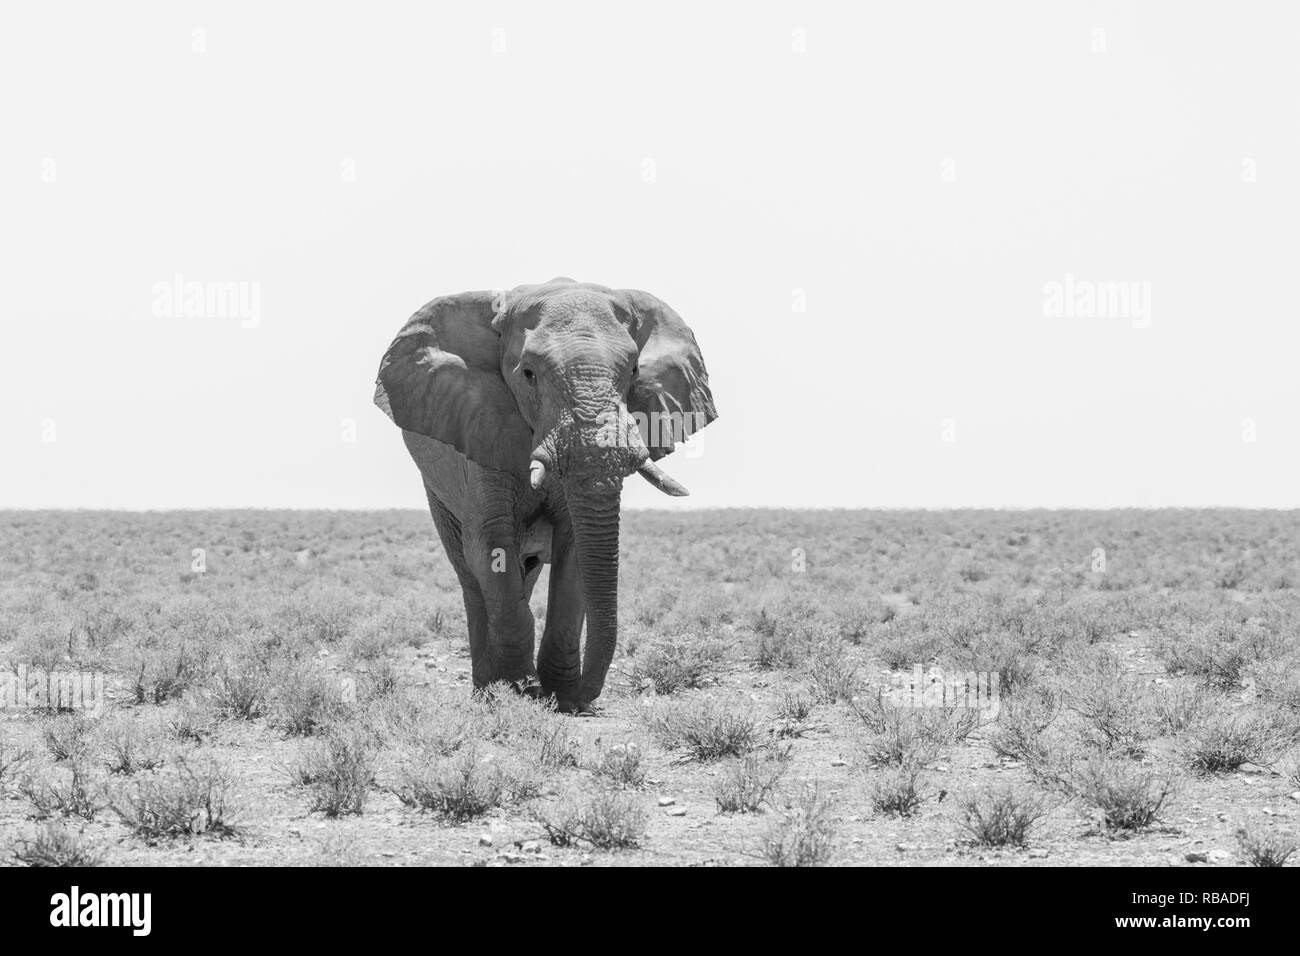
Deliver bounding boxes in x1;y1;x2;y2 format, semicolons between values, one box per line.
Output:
566;485;622;705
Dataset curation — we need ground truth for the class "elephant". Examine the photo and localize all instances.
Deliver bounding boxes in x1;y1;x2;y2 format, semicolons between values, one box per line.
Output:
374;278;716;712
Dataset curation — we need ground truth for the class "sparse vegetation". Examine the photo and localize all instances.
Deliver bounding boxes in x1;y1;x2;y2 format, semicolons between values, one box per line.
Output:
537;790;646;849
1235;826;1298;867
1;509;1298;865
8;823;104;866
714;752;787;813
957;786;1050;847
1185;710;1290;774
643;697;757;760
1070;756;1177;832
392;747;537;820
757;782;838;866
109;754;241;839
591;742;646;789
627;639;722;694
293;725;375;817
103;719;166;775
870;759;928;817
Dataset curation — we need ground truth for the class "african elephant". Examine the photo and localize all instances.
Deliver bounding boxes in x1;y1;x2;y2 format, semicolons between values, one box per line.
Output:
374;278;716;711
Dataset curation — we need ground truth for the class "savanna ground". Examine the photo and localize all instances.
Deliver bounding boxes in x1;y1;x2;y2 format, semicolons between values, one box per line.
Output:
2;509;1299;867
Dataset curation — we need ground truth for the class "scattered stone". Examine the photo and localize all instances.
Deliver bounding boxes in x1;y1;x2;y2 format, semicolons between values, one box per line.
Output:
503;851;525;863
658;797;676;807
830;759;847;767
1184;851;1208;863
521;841;542;854
896;843;918;852
1208;850;1229;864
667;807;687;817
1028;848;1049;859
1289;792;1300;802
479;834;493;847
381;851;396;858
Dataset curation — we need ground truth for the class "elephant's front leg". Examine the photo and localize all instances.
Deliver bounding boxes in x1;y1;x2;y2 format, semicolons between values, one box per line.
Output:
465;519;538;687
537;508;584;708
426;492;493;688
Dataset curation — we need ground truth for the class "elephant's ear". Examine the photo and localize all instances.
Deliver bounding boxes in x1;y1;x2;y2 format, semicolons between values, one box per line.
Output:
374;291;532;473
616;290;718;460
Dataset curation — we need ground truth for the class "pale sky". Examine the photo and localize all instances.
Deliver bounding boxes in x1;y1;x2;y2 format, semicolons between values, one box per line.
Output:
2;1;1296;509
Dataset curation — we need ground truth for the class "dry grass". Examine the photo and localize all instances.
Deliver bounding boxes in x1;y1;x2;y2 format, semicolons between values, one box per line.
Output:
1;508;1298;865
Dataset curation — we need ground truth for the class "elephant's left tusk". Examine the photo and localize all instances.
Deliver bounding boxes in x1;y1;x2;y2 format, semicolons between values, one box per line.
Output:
637;460;690;497
529;460;546;489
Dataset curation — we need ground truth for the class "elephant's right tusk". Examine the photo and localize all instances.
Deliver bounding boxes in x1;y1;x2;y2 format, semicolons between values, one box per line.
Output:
637;460;690;497
529;460;546;489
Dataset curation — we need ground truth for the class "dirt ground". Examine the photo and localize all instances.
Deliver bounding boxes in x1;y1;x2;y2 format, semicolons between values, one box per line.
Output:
1;509;1297;866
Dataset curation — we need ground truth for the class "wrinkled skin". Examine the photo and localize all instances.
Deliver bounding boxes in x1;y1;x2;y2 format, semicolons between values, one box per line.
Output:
375;279;716;711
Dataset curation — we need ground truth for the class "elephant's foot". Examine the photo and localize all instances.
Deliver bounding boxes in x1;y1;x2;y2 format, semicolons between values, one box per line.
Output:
509;675;544;699
553;696;599;716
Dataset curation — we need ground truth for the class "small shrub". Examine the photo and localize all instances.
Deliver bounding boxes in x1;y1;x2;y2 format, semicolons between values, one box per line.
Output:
109;754;241;839
757;782;838;867
8;823;104;867
1249;658;1300;711
1152;682;1211;735
627;640;721;694
871;759;927;817
44;714;95;762
1072;756;1176;831
212;663;271;719
0;742;34;789
294;725;375;817
592;742;645;789
357;658;401;700
775;689;813;723
1061;653;1154;755
124;643;208;705
988;684;1074;785
644;698;757;761
366;693;471;757
103;720;166;775
272;663;349;736
167;694;219;743
1235;826;1298;867
852;692;977;768
714;752;787;814
22;760;101;820
1185;711;1288;774
392;748;536;820
957;786;1050;847
537;790;646;849
804;642;859;704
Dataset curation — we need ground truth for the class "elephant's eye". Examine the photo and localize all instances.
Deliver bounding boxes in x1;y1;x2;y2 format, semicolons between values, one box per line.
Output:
631;364;638;377
522;368;536;384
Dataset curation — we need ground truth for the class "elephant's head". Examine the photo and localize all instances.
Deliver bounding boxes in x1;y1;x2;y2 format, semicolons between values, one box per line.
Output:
374;278;716;703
